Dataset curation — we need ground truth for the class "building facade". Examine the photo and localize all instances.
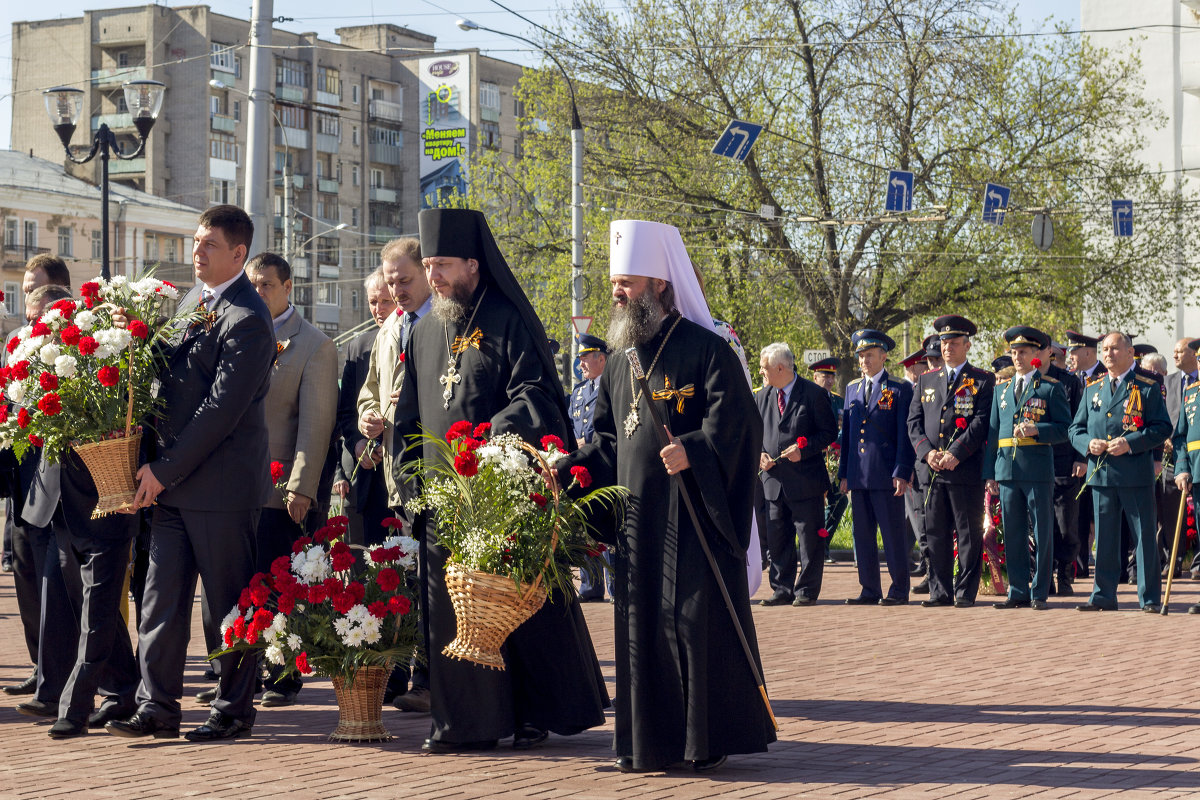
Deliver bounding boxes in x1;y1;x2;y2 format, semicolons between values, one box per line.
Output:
11;7;525;338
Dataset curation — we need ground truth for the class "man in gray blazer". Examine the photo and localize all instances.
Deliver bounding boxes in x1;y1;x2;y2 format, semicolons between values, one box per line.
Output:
1165;338;1198;574
107;204;275;743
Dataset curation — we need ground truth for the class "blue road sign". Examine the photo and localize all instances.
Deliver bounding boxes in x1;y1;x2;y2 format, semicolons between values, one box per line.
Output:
711;119;764;162
885;170;914;213
982;183;1011;226
1112;200;1134;237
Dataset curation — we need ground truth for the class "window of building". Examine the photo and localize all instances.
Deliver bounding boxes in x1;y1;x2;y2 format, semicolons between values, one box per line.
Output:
317;66;341;96
351;207;360;227
233;101;241;121
91;230;102;259
514;97;524;118
118;52;129;68
351;85;360;104
210;43;236;72
5;218;18;248
350;289;359;311
23;221;36;250
370;168;384;188
145;233;158;262
210;132;239;162
210;179;234;204
276;58;309;88
480;82;501;112
210;95;221;116
117;96;128;114
316;283;339;305
316;196;338;221
315;111;340;137
351;165;360;186
369;127;402;147
164;236;178;263
57;226;72;257
481;121;500;150
277;104;308;130
352;125;360;146
3;282;17;317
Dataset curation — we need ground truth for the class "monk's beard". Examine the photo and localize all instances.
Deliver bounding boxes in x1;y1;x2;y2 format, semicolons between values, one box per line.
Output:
431;281;474;323
609;290;665;352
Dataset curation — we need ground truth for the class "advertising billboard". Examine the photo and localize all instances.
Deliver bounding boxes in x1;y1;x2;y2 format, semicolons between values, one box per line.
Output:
418;55;472;209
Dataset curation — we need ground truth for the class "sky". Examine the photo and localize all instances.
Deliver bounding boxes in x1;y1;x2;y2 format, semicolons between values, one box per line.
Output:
0;0;1081;151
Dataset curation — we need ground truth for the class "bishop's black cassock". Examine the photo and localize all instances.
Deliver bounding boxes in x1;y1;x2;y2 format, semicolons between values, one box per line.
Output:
558;313;776;770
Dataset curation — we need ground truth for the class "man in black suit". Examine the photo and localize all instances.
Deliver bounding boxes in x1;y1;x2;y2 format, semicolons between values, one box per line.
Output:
107;205;275;743
906;314;995;608
1164;338;1197;576
756;342;839;606
1038;339;1085;596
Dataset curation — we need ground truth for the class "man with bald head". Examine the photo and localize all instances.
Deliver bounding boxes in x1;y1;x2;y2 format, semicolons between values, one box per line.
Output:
1163;338;1199;576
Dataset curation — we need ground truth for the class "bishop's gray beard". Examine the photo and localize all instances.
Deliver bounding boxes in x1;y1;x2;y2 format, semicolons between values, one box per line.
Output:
608;290;665;352
430;281;474;323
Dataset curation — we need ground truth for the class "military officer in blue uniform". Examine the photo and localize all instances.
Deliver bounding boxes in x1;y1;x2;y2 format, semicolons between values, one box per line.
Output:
570;333;611;601
906;314;995;608
840;330;916;605
810;357;845;559
1170;337;1200;613
1069;332;1171;612
982;327;1071;610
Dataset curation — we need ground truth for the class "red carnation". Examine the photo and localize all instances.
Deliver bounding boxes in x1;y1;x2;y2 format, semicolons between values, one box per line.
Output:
473;422;492;438
80;281;101;297
77;336;98;356
817;527;830;538
1031;358;1043;368
399;353;405;363
59;325;81;346
529;492;548;509
128;319;150;340
97;365;120;387
446;420;473;441
570;465;593;488
30;321;50;338
380;516;404;531
38;372;58;391
331;592;355;615
6;336;19;355
330;542;355;572
224;628;235;648
49;299;76;316
270;461;285;482
796;436;808;449
291;535;312;554
388;595;412;616
295;652;312;675
251;608;274;633
0;407;9;425
308;584;329;604
10;361;29;380
37;393;61;416
27;434;43;447
376;567;401;592
1133;416;1144;428
368;601;389;619
541;434;566;452
233;615;247;638
16;408;30;429
270;555;291;578
249;584;271;607
346;581;366;603
454;450;479;477
277;594;296;615
955;417;968;430
327;515;349;529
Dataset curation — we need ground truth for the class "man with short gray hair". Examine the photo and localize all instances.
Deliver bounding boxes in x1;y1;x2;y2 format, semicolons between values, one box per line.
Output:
757;342;839;606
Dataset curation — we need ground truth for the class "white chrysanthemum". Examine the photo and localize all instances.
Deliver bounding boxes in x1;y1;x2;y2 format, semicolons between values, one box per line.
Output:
542;449;566;466
476;444;504;466
108;275;128;288
73;310;96;331
346;604;370;625
269;613;287;635
13;324;30;340
94;344;116;361
95;328;132;351
159;282;180;300
219;605;241;636
286;633;302;650
265;644;285;665
333;617;352;637
361;618;382;645
7;381;24;404
342;627;367;647
53;355;77;378
41;309;64;327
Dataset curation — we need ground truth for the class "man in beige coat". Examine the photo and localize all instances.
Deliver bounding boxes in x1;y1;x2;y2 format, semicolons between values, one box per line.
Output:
244;252;338;706
357;238;432;513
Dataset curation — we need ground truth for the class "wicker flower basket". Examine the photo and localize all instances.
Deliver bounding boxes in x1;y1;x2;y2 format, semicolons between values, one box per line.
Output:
72;431;142;519
329;663;392;742
443;564;548;670
441;441;557;671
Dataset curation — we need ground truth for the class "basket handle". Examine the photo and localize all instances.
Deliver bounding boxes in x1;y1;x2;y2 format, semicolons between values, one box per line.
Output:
516;440;562;603
93;301;137;438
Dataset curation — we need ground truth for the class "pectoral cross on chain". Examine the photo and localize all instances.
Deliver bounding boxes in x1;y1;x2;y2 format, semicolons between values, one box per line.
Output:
440;360;462;409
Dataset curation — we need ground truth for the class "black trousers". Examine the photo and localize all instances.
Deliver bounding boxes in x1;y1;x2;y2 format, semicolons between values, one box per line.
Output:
924;479;984;603
255;507;306;695
851;488;910;600
764;490;825;600
1052;476;1081;578
135;504;259;728
54;524;138;723
9;510;55;665
1077;485;1094;577
33;521;77;706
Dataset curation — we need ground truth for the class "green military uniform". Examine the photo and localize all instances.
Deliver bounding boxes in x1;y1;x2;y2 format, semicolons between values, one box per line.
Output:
982;369;1070;603
1069;369;1171;609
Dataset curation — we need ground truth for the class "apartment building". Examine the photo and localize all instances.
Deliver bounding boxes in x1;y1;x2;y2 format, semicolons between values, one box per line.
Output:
11;6;524;337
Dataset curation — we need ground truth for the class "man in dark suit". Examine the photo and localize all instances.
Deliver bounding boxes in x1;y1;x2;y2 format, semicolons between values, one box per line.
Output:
1163;338;1197;576
1067;330;1103;578
756;342;839;606
809;357;846;560
1038;338;1086;596
906;314;995;608
839;330;915;605
107;204;275;742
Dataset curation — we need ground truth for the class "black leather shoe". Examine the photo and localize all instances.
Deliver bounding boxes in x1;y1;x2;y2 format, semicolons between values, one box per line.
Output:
1142;604;1161;614
48;719;88;739
3;672;37;696
195;688;217;704
260;690;297;707
202;667;218;682
615;756;653;773
393;687;431;713
921;598;952;607
1057;581;1074;597
759;592;794;607
106;712;180;739
954;599;975;608
844;596;878;605
422;737;497;753
1076;603;1106;612
1030;600;1049;610
692;755;727;772
791;596;816;607
16;699;58;718
1187;604;1200;614
185;711;253;741
88;703;136;729
878;597;908;606
512;725;549;750
912;579;930;594
992;598;1030;609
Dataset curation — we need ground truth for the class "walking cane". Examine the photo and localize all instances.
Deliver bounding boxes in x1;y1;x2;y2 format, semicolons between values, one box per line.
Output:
625;349;779;731
1161;489;1189;616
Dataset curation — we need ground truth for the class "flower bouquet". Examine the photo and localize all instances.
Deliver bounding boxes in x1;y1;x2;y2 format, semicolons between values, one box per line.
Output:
217;515;421;741
981;491;1008;596
412;421;625;670
0;275;188;516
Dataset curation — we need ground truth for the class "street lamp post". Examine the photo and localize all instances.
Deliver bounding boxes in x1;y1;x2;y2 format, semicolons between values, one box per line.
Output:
43;80;165;281
456;19;585;380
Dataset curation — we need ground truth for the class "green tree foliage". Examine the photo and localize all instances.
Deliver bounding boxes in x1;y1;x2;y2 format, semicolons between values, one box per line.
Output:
463;0;1195;386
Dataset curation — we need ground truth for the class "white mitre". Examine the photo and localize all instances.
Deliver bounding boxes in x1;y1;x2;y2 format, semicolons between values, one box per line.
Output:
609;220;715;331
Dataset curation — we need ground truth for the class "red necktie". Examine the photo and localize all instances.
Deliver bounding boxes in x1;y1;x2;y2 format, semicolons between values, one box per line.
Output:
777;391;785;415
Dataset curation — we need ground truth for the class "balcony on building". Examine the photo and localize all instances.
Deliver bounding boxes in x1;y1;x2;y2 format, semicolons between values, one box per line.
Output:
369;141;402;166
367;80;403;123
318;260;339;279
369;186;398;203
109;157;146;175
91;65;147;88
276;126;308;150
370;225;402;240
210;113;236;133
291;256;311;279
91;112;134;132
277;85;307;104
290;173;307;190
316;132;340;154
369;98;403;123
